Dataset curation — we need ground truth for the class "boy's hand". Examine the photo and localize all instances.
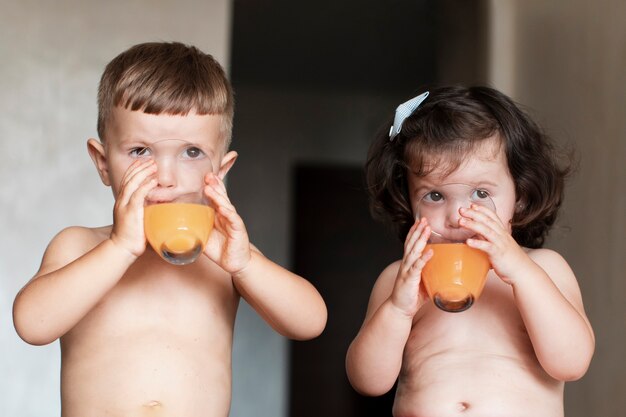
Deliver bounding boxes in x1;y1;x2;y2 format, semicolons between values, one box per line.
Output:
390;218;433;317
460;204;531;285
202;173;251;275
110;159;157;257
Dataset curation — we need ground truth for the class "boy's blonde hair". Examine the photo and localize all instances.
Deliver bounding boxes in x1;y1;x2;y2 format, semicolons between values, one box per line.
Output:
97;42;234;147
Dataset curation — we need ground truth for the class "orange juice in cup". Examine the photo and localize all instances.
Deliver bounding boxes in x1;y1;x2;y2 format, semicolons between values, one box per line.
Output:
421;243;490;312
144;202;215;265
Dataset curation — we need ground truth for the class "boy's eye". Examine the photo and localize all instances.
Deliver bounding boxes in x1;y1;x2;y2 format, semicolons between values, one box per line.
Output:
183;147;204;159
471;189;490;200
422;191;444;203
130;147;151;157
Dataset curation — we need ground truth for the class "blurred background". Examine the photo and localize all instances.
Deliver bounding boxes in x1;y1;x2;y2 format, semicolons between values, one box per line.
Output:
1;1;623;416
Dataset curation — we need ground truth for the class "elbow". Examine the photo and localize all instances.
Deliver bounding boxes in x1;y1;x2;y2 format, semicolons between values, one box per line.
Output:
308;303;328;339
544;344;595;382
289;304;328;341
554;355;594;382
345;347;396;397
13;299;57;346
13;319;55;346
350;380;394;397
346;370;395;397
16;332;55;347
548;364;590;382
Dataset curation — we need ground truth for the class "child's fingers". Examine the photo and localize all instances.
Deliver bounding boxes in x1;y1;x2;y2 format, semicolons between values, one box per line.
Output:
215;204;246;234
128;175;157;208
203;184;248;236
467;204;503;227
408;247;433;272
120;160;153;188
405;223;430;258
205;172;228;195
402;224;431;273
118;161;156;206
404;218;428;253
204;183;234;212
460;206;503;236
459;215;499;243
466;237;493;253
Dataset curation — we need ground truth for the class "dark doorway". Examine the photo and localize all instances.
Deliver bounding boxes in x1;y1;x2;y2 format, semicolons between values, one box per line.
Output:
229;2;490;416
289;164;402;417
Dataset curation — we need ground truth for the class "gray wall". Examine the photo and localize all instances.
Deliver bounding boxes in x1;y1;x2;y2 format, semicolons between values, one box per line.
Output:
0;2;286;417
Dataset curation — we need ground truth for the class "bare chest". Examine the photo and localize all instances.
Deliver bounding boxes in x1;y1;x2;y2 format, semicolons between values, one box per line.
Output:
407;274;538;369
66;249;239;343
394;274;562;416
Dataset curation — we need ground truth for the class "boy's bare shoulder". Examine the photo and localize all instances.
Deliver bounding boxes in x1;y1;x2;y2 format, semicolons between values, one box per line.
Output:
38;225;111;275
51;225;111;248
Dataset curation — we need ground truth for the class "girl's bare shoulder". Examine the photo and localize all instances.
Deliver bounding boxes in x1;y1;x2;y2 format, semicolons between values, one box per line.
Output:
525;247;582;303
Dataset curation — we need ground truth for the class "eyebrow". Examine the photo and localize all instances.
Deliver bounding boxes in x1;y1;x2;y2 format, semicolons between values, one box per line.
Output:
413;179;499;193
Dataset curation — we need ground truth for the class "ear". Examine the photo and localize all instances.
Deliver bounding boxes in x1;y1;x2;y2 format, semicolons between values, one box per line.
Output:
87;138;111;186
217;151;238;180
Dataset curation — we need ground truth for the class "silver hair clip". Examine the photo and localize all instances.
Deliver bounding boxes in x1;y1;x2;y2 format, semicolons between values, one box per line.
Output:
388;91;429;141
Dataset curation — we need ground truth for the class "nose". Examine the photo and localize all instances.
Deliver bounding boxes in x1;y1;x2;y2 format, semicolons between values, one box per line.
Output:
445;202;463;228
155;158;177;188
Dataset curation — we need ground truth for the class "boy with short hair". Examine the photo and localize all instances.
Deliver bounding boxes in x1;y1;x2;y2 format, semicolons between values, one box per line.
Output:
13;41;327;417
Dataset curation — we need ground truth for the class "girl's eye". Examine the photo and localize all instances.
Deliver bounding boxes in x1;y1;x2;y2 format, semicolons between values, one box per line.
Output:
182;147;204;159
422;191;444;203
130;147;151;157
471;189;490;200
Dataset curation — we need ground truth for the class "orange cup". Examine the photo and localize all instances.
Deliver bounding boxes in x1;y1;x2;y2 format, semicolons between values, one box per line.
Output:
144;202;215;265
421;243;490;312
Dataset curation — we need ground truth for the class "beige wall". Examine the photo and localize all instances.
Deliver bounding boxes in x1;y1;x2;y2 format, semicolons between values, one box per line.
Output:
489;1;626;416
0;2;286;417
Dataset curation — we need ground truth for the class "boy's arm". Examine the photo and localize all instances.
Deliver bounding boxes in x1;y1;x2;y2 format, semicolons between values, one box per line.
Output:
346;219;432;396
510;249;595;381
202;173;326;340
231;246;327;340
13;159;156;346
13;227;137;345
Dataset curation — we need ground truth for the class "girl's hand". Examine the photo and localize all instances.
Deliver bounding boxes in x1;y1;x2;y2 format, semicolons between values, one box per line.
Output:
460;204;531;285
110;159;157;257
390;218;433;317
202;173;251;275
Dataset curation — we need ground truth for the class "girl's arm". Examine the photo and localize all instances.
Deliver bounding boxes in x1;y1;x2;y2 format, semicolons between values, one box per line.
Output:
345;264;413;396
462;205;594;381
510;249;594;381
346;219;432;396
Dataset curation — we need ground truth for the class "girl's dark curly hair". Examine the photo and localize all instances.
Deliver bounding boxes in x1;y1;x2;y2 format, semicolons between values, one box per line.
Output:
365;86;572;248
